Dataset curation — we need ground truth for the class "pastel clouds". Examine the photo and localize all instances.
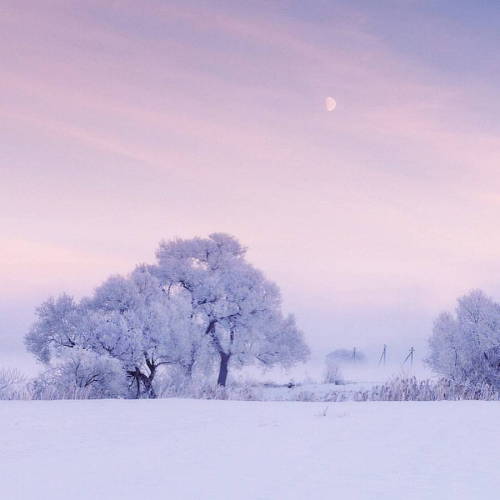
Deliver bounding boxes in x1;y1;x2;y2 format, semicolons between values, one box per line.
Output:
2;1;500;358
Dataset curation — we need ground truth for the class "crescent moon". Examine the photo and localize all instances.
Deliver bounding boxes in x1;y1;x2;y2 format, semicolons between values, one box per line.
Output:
325;97;337;112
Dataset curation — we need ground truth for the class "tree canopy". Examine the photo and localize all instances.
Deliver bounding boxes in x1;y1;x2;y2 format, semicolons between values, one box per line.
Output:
26;234;309;397
427;290;500;390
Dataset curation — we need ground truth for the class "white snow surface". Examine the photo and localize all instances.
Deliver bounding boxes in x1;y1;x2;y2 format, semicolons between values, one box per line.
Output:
1;399;499;500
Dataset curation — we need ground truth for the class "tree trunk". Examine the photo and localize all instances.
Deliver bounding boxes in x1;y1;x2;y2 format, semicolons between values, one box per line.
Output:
142;376;156;398
127;369;142;399
141;358;157;398
217;352;231;386
128;367;157;399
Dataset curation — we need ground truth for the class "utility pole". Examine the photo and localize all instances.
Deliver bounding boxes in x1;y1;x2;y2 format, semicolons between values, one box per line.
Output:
403;347;415;367
353;347;356;361
378;344;387;366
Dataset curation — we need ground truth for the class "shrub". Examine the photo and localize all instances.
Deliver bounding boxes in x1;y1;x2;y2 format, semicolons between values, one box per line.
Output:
324;358;344;385
0;368;27;400
367;377;499;401
30;349;127;400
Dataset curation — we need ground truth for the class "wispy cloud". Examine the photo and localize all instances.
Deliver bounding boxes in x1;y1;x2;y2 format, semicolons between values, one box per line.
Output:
2;1;500;354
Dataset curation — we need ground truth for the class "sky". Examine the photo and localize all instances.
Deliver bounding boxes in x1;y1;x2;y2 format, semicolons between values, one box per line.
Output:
2;0;500;373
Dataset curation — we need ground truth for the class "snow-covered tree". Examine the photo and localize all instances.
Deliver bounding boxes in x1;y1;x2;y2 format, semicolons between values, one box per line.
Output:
26;234;309;395
153;233;310;386
26;267;196;398
25;294;85;364
427;290;500;389
326;348;366;364
82;267;197;397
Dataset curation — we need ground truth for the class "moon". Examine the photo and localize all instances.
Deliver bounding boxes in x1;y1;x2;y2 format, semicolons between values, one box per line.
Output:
325;96;336;112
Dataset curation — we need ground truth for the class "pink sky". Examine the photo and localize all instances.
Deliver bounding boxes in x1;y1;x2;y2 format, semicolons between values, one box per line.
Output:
2;0;500;368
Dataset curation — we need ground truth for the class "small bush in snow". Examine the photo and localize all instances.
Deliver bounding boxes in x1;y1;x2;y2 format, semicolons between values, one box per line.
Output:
30;349;127;400
226;383;262;401
0;368;27;400
296;390;317;402
324;355;344;385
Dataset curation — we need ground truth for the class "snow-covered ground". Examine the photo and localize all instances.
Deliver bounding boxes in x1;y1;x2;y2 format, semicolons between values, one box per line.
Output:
1;399;499;500
260;381;376;400
256;362;433;400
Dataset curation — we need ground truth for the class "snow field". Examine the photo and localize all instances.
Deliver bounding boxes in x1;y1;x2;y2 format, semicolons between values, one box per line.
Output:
1;399;499;500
